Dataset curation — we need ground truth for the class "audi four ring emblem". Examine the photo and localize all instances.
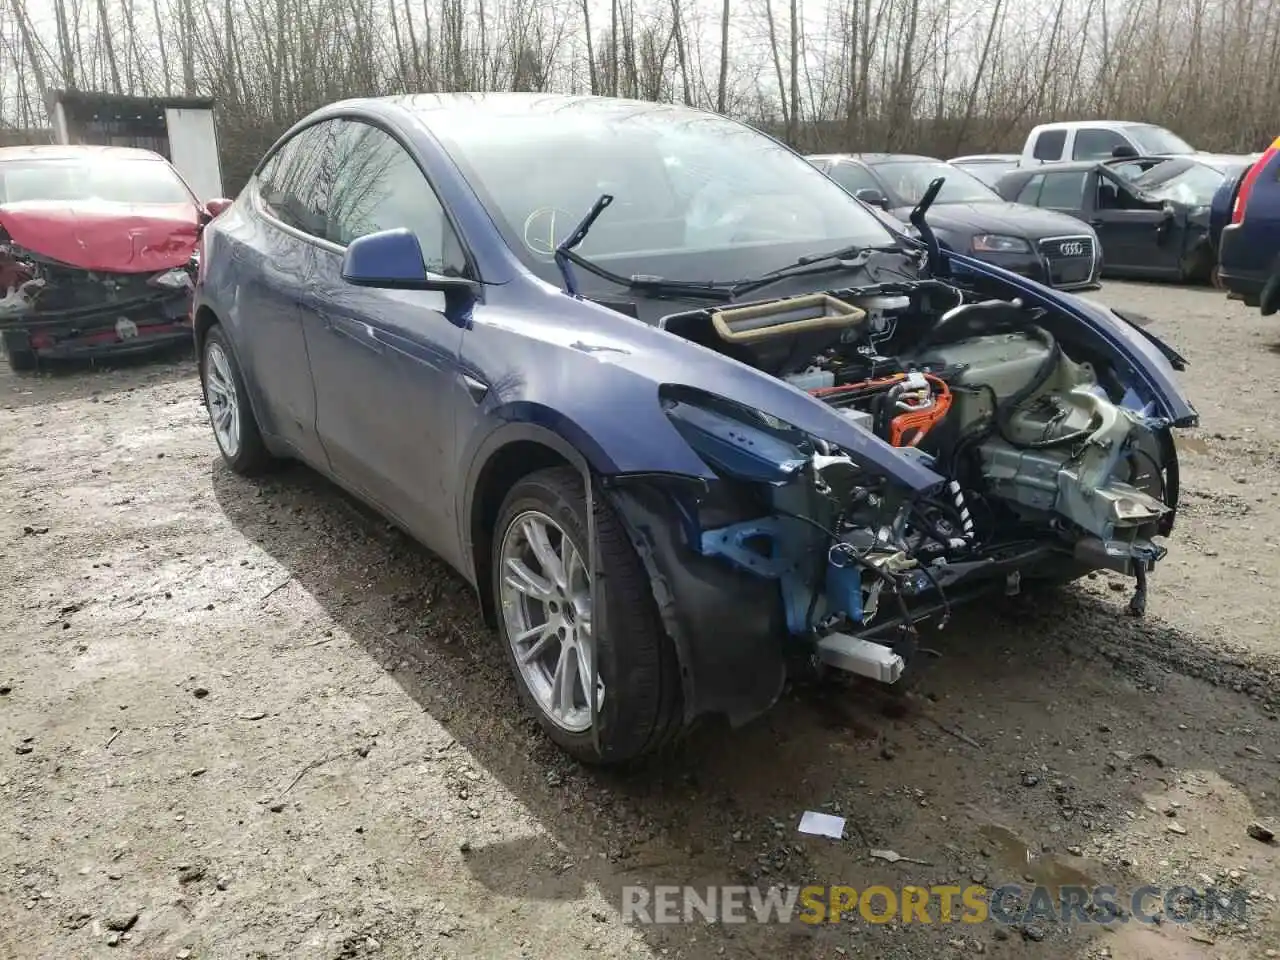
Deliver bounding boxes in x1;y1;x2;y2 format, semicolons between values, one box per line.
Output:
1058;241;1085;257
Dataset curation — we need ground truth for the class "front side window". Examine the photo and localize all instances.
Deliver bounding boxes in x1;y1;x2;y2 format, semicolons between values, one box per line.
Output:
256;122;337;237
1015;174;1044;205
1039;172;1087;208
424;101;895;287
325;120;465;275
872;160;998;206
0;157;193;205
826;162;882;197
1073;128;1133;161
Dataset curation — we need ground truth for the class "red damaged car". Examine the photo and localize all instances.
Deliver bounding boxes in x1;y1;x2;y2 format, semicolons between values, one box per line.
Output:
0;144;227;372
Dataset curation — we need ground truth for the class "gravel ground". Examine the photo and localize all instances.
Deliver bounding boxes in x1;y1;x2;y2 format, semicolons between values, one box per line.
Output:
1;281;1278;960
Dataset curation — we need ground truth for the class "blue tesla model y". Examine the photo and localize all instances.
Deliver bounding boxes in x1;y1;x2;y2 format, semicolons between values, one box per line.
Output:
193;93;1195;763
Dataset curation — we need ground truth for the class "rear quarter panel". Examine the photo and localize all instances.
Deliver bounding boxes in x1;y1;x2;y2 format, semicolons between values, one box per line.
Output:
193;200;297;447
1220;153;1280;287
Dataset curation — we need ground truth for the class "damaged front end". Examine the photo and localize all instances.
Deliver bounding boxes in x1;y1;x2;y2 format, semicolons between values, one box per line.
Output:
607;283;1179;726
0;239;194;368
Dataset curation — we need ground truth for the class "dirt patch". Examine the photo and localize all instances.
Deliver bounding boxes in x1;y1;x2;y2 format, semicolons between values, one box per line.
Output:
1;282;1278;960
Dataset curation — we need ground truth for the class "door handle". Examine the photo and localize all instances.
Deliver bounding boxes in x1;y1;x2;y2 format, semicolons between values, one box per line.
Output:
327;316;384;355
461;373;489;404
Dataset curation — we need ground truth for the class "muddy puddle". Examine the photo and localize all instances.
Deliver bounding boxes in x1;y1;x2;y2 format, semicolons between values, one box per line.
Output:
978;823;1102;891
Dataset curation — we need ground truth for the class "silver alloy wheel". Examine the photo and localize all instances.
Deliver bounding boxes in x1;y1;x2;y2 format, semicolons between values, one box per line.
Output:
203;341;241;459
498;509;603;733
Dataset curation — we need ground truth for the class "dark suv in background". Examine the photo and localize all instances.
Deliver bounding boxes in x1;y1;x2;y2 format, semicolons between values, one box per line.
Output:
1218;137;1280;313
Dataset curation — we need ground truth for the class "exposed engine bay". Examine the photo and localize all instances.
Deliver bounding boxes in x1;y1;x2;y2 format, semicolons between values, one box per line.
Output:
0;239;194;363
659;281;1174;685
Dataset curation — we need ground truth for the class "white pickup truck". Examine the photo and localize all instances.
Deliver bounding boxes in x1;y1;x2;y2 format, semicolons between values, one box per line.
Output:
1019;121;1197;167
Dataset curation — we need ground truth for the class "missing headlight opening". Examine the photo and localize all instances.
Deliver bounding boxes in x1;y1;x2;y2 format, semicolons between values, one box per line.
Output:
659;282;1172;685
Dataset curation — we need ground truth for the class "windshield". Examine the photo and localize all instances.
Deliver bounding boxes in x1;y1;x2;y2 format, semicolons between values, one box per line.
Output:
1137;165;1221;205
871;160;1000;206
1123;124;1195;156
954;159;1018;187
0;157;193;206
425;101;896;287
1135;162;1237;206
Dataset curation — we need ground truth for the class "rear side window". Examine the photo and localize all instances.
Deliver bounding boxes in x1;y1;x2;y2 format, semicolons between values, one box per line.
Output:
256;123;338;237
325;120;467;276
826;162;881;197
1039;172;1087;208
1015;174;1044;205
1073;128;1132;161
1032;130;1067;161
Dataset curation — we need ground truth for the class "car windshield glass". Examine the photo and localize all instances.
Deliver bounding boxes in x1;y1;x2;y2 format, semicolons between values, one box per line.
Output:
425;100;896;286
1123;124;1194;155
1135;163;1224;205
871;160;999;205
0;158;192;205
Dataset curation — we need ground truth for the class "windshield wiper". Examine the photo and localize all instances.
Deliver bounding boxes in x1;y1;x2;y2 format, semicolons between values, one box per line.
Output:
554;194;737;302
909;177;946;276
729;242;910;298
795;241;907;267
553;194;922;304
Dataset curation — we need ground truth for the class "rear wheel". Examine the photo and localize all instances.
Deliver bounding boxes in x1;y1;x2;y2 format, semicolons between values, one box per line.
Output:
492;466;682;764
2;331;37;373
199;325;276;475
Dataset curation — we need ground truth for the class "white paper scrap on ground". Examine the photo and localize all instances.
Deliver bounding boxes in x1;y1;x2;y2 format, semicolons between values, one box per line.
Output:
797;810;846;839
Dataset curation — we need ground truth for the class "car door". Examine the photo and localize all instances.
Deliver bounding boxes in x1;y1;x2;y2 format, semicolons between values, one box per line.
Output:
1090;170;1182;276
233;123;333;465
300;118;472;563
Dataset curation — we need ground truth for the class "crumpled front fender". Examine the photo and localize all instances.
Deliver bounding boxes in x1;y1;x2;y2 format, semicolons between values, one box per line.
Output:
944;250;1199;427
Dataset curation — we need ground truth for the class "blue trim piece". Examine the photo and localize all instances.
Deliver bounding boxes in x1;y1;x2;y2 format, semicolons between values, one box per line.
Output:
699;517;813;633
701;517;871;634
699;517;802;580
825;561;863;625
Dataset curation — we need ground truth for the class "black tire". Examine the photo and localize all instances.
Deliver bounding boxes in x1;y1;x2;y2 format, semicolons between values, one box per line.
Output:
199;324;276;475
2;331;37;372
492;466;682;765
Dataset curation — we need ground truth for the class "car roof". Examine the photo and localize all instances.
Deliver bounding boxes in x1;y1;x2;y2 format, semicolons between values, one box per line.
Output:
1004;160;1101;176
1029;120;1157;132
809;152;939;165
0;143;168;163
1191;152;1260;169
343;92;715;126
950;154;1019;162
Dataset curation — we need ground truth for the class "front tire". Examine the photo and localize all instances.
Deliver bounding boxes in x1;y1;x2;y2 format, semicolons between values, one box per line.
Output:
199;325;275;475
492;466;682;764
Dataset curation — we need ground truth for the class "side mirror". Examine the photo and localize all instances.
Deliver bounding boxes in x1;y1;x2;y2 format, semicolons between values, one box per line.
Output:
340;228;479;295
1111;144;1139;159
854;188;890;210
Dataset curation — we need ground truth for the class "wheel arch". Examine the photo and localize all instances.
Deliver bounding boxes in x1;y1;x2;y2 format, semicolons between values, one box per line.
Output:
193;303;220;353
191;303;281;449
465;425;587;628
